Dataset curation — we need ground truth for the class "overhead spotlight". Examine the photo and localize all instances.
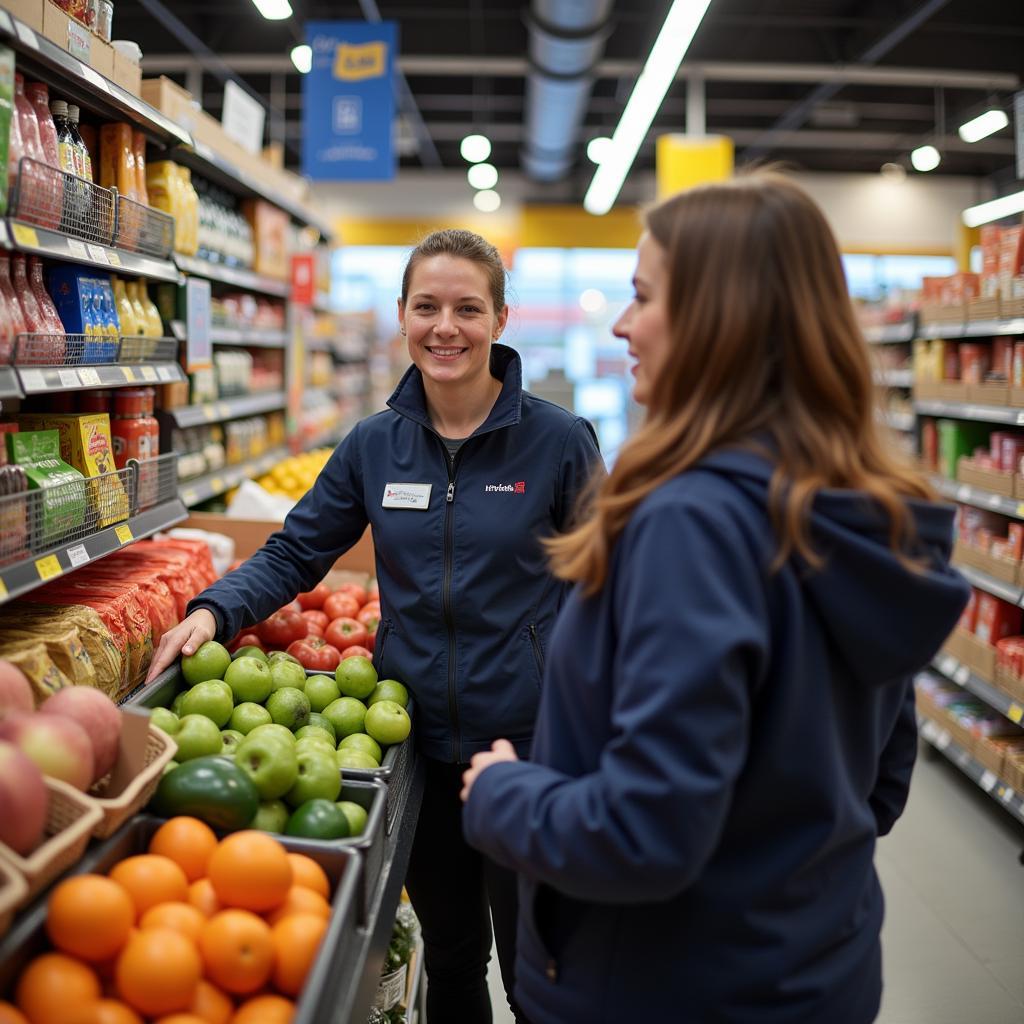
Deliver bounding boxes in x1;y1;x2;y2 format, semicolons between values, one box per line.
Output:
460;134;492;163
910;145;940;172
958;109;1009;144
467;163;498;190
473;190;501;213
250;0;292;19
586;137;612;164
290;44;312;74
880;162;907;181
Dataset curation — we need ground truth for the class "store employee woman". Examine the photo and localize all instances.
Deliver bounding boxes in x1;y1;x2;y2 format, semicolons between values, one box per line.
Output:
147;229;602;1022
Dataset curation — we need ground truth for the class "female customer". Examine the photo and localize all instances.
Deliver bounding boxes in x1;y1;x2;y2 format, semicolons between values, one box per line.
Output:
147;229;602;1022
461;174;968;1022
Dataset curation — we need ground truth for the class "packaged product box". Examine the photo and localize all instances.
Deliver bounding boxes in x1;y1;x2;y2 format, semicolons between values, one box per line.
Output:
140;77;197;131
938;419;990;479
0;623;95;688
959;343;990;384
242;200;289;280
999;227;1024;299
6;429;87;547
992;337;1014;381
980;225;1002;296
1000;437;1024;474
5;0;44;31
42;1;91;61
89;36;115;80
112;49;141;96
959;589;979;633
1009;524;1024;561
975;593;1023;646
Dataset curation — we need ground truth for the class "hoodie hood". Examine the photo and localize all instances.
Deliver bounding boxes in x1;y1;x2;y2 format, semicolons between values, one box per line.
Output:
699;447;969;687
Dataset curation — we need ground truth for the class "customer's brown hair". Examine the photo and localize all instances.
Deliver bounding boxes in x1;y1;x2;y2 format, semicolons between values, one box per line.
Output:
546;171;934;593
401;229;507;310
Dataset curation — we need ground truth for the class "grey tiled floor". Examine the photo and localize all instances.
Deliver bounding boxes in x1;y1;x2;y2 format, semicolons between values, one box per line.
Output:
485;742;1024;1023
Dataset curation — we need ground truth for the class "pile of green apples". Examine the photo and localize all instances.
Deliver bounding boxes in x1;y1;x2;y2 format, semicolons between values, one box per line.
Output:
149;641;411;839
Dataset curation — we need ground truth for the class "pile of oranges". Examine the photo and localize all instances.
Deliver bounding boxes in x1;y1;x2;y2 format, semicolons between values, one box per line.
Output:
0;818;333;1024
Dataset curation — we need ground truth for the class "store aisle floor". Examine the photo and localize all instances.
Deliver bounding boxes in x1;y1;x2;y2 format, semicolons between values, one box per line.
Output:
485;742;1024;1024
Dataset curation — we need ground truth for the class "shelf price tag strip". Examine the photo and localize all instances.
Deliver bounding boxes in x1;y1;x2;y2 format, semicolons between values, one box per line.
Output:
34;554;62;581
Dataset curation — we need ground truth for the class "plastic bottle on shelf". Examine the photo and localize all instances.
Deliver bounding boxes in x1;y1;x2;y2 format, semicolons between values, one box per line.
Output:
25;83;60;169
0;254;27;350
126;280;150;337
66;105;93;182
7;92;23;209
50;99;87;231
139;280;163;337
14;74;58;229
12;254;53;364
132;130;148;206
112;276;138;336
27;256;65;338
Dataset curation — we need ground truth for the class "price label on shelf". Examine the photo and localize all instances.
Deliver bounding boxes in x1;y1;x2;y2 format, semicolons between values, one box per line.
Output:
14;22;38;48
78;368;101;386
954;665;969;686
1010;704;1023;724
67;544;89;568
216;402;230;419
0;10;12;32
11;223;38;247
122;366;137;383
19;369;45;391
202;404;216;421
67;239;87;259
957;485;970;502
107;252;121;267
181;489;198;506
0;577;7;599
140;366;158;382
87;244;110;266
935;729;951;751
157;366;175;382
66;19;90;61
980;770;997;792
210;477;225;495
1016;411;1024;426
35;555;61;581
57;369;79;388
1000;786;1014;804
114;524;133;545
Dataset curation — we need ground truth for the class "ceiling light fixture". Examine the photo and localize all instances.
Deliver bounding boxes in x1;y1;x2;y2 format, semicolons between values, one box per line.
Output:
880;162;906;180
473;190;501;213
910;144;940;172
958;108;1009;144
962;189;1024;228
586;137;612;164
250;0;292;20
460;134;492;163
467;163;498;190
290;44;312;74
583;0;713;216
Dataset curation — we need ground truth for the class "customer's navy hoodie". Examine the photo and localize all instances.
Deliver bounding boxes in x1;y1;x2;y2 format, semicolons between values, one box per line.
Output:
463;446;968;1023
189;346;601;762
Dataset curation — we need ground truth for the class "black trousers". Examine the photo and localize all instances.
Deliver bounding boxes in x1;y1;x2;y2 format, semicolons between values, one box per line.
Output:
405;757;526;1024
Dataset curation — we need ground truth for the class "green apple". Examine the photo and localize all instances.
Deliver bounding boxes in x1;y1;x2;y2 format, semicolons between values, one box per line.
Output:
252;799;290;833
232;645;268;663
306;713;337;742
150;707;180;736
174;714;224;761
171;692;186;716
294;724;336;748
224;657;273;704
322;697;367;739
363;701;411;747
268;651;301;665
181;640;231;685
368;679;409;709
180;681;234;727
285;747;341;807
335;657;377;700
336;800;368;837
304;674;341;713
229;702;273;735
266;687;311;731
270;659;307;693
235;731;299;799
335;748;380;770
247;723;296;746
220;728;245;755
285;799;349;840
338;732;382;764
295;736;337;759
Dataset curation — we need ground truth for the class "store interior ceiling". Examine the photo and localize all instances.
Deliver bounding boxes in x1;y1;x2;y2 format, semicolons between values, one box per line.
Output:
129;0;1023;202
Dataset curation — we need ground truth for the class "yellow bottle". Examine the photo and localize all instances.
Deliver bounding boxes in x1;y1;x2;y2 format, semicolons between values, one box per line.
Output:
112;276;138;336
126;280;150;337
139;280;163;337
146;161;183;253
177;166;199;256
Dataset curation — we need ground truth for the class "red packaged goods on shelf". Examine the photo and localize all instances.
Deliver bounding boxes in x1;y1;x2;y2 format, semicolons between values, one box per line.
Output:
1009;524;1024;561
975;593;1023;646
1000;227;1024;286
996;636;1024;677
959;343;990;384
110;540;212;617
945;272;981;304
1014;343;1024;388
151;536;218;587
921;419;938;472
77;564;177;644
980;225;1002;288
959;589;980;633
1000;437;1024;474
992;337;1013;381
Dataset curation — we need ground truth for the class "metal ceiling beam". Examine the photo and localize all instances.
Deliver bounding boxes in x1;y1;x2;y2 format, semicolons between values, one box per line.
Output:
141;54;1020;92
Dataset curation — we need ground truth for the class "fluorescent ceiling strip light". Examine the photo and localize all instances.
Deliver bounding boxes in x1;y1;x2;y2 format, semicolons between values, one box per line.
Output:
962;189;1024;228
958;109;1009;143
584;0;713;215
251;0;292;20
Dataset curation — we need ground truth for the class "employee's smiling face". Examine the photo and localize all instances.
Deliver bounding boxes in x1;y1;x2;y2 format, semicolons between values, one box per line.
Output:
399;255;508;390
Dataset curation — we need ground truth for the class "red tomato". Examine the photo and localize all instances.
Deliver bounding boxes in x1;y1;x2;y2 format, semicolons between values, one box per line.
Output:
325;617;369;651
286;636;342;672
305;621;324;638
301;609;329;630
324;591;360;621
297;583;331;610
256;609;308;648
336;583;368;607
356;605;381;631
229;632;263;653
341;644;372;661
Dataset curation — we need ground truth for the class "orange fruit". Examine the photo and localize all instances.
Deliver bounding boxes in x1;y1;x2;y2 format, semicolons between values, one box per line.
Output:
285;854;329;899
198;910;274;995
140;902;207;943
189;980;234;1024
270;914;327;997
230;994;294;1024
0;1001;28;1024
15;953;101;1024
46;875;135;962
151;1016;208;1024
109;856;189;917
149;818;219;883
115;927;202;1017
187;879;222;918
63;999;144;1024
207;832;292;912
265;886;331;926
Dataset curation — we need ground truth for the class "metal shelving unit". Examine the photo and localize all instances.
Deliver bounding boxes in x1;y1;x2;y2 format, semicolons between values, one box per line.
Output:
927;659;1024;726
930;475;1024;520
883;410;916;431
175;254;290;298
953;561;1024;607
919;318;1024;340
874;369;913;388
169;391;286;428
863;320;917;344
178;446;289;507
210;327;288;348
914;399;1024;426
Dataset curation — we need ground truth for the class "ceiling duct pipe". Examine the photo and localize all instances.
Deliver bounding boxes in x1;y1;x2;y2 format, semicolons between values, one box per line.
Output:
521;0;614;181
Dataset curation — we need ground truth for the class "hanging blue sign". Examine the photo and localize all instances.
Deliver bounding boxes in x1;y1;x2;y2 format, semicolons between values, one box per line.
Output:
302;21;397;181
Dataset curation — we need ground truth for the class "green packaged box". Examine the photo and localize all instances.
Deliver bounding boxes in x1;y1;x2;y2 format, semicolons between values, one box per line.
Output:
7;430;87;549
937;419;990;480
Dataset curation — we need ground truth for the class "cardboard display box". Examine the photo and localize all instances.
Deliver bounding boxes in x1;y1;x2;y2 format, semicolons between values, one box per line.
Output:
112;49;141;96
5;0;43;31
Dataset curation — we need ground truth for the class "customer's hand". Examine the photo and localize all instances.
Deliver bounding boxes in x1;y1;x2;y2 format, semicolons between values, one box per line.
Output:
461;739;518;802
146;608;218;682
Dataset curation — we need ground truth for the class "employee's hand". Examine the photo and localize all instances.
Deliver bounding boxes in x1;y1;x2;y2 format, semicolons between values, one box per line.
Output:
146;609;218;683
461;739;518;802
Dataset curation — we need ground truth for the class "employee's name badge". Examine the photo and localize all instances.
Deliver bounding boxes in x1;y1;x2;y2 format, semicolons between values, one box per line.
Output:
382;482;432;510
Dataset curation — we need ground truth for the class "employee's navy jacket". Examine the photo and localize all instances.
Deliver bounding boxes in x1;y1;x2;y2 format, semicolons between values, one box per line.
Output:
464;446;968;1022
189;345;602;762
